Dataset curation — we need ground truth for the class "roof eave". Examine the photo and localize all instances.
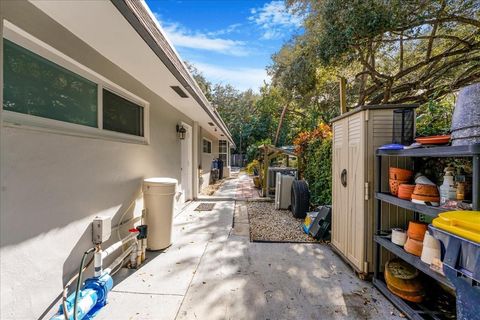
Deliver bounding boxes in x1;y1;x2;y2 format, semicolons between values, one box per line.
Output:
110;0;235;146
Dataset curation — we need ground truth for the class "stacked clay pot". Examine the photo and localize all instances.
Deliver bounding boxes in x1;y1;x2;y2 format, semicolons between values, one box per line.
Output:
411;184;440;206
389;167;414;196
404;221;428;256
385;259;425;303
398;184;416;200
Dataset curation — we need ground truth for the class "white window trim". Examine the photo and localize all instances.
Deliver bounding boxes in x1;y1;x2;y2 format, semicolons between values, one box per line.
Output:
219;140;229;166
202;138;212;154
2;21;150;145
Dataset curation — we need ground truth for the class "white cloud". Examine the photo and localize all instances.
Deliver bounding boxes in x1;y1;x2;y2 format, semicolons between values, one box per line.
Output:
192;61;269;92
153;13;248;56
207;23;242;37
249;1;303;40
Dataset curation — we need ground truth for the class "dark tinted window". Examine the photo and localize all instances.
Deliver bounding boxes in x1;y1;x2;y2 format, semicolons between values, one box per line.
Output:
103;89;144;136
3;39;98;127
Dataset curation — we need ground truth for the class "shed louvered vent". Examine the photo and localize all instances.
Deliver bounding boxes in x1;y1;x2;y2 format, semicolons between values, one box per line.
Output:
170;86;188;98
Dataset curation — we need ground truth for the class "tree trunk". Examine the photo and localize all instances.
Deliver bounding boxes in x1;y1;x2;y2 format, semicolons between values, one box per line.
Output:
274;104;288;146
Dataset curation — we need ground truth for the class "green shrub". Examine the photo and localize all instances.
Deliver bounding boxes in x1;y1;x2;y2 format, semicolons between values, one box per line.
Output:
246;159;260;175
302;138;332;206
293;123;332;206
246;138;272;163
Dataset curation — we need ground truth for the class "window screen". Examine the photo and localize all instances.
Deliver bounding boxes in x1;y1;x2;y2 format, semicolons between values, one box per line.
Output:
103;89;144;136
3;39;98;127
219;140;228;165
219;140;228;153
203;139;212;153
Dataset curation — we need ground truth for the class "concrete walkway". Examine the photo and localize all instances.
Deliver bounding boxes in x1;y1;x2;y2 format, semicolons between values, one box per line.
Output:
99;173;400;320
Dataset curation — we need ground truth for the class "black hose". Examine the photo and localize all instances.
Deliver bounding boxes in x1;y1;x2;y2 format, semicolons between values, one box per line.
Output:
73;247;96;320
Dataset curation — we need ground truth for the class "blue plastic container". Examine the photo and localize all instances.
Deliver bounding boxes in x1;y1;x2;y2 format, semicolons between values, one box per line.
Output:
429;225;480;320
211;159;218;169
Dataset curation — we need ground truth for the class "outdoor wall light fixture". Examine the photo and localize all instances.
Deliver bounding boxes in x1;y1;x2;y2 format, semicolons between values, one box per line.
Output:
176;124;186;140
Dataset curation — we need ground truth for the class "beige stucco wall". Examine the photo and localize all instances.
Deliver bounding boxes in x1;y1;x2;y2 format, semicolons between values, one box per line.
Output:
0;2;196;319
198;127;219;191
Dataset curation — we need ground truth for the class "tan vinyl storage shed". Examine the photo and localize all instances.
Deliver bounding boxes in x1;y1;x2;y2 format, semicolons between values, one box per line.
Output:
331;105;417;275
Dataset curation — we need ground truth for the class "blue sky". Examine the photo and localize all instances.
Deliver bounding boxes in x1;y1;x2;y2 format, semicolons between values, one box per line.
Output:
146;0;303;92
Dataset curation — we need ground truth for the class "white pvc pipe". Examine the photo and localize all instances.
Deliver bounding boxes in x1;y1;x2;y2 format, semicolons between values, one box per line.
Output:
102;234;136;258
94;251;103;277
130;241;138;268
94;234;136;277
105;245;135;275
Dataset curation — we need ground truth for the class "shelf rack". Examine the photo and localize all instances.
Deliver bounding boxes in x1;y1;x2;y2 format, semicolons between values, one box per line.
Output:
373;143;480;320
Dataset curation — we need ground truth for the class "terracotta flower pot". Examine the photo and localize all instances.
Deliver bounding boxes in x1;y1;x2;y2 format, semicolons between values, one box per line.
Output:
398;184;416;200
407;221;428;241
413;184;439;197
389;167;414;181
389;179;409;196
385;259;424;303
404;237;424;256
412;184;440;205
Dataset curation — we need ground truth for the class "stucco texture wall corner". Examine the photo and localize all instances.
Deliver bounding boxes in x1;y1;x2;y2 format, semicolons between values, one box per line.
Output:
0;2;196;318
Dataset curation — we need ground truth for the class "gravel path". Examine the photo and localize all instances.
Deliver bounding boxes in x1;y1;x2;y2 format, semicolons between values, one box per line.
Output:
247;201;321;243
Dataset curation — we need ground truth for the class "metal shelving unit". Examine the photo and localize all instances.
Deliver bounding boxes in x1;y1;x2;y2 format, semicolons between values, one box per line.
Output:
375;193;449;218
373;144;480;320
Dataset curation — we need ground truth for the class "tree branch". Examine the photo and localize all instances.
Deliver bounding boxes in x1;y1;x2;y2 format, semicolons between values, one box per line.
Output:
393;15;480;32
399;31;404;72
395;43;480;81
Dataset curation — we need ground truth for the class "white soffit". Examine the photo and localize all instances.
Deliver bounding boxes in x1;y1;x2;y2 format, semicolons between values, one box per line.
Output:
29;0;225;140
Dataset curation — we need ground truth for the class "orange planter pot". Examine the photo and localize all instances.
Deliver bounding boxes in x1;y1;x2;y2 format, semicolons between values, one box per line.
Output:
398;184;415;200
412;183;440;204
389;179;409;196
389;167;414;181
413;184;439;197
404;237;424;256
407;221;428;241
385;259;424;303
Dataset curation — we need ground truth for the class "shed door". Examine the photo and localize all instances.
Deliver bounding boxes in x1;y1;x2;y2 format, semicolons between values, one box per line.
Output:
346;112;366;270
332;119;348;253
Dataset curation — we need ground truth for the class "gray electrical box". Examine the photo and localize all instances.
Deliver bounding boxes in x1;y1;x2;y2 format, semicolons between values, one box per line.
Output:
92;216;111;245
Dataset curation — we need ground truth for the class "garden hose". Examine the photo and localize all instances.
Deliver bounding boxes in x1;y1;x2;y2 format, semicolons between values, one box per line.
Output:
73;247;96;320
61;255;95;320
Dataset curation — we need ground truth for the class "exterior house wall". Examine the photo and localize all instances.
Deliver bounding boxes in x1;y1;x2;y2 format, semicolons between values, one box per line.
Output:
198;127;219;192
0;2;196;319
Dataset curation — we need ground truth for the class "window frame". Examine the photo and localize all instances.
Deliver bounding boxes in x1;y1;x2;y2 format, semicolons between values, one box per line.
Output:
219;140;229;166
202;138;212;154
2;21;150;144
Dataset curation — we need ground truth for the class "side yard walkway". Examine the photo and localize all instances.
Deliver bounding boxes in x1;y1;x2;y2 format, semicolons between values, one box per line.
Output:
99;174;400;319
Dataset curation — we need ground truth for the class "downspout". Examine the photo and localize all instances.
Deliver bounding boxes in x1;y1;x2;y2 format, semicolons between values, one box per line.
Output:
192;121;199;199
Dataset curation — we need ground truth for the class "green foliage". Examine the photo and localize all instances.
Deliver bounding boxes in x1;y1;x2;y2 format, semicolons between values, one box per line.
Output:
185;62;213;101
293;123;333;206
246;159;260;175
416;95;455;136
282;0;480;106
302;137;332;206
246;138;272;163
